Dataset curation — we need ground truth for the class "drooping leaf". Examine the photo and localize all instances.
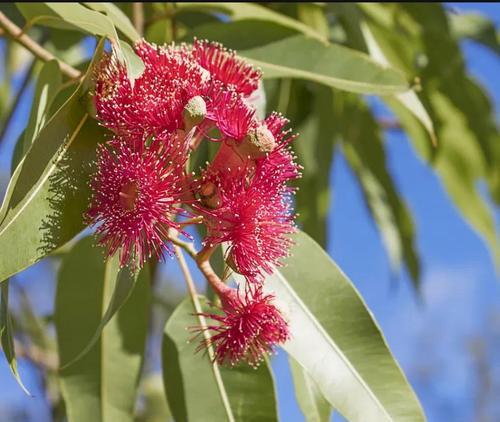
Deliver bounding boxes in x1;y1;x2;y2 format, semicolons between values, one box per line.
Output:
162;296;279;422
83;2;140;42
56;236;150;422
176;2;326;41
0;281;31;395
11;60;62;173
118;40;146;83
339;94;420;284
294;85;337;247
187;22;410;95
448;10;500;55
233;231;425;421
60;251;146;370
289;356;331;422
0;41;106;283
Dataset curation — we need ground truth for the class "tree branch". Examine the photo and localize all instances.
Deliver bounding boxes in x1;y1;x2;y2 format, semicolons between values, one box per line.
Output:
0;11;81;80
132;3;144;37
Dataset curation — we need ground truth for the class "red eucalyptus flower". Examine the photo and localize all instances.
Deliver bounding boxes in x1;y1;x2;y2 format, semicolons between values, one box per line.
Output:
86;132;191;268
95;41;209;137
198;285;289;367
193;39;261;96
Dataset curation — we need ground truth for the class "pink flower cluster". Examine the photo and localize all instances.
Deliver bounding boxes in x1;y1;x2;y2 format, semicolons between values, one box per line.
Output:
88;39;301;366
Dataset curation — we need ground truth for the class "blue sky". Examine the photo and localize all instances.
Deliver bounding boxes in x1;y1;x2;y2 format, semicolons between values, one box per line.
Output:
0;3;499;422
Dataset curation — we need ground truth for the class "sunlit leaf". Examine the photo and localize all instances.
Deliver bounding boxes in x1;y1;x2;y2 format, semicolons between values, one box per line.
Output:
289;356;331;422
84;2;140;42
11;60;62;173
0;40;106;283
232;231;425;421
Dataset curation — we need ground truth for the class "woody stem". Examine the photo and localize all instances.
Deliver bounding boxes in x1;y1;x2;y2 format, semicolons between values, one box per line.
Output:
0;11;81;80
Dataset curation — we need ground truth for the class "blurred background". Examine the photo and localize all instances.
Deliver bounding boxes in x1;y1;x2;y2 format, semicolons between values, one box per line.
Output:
0;3;499;422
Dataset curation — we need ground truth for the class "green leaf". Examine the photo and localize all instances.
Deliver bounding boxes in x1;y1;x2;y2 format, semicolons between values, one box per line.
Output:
16;2;118;40
297;3;330;39
294;85;337;247
84;2;140;42
235;231;426;421
60;252;146;369
449;11;500;55
289;357;331;422
176;2;326;41
56;236;150;422
162;296;279;422
0;41;106;282
0;281;31;395
11;60;62;173
339;95;420;284
187;21;409;95
358;20;436;146
118;40;145;83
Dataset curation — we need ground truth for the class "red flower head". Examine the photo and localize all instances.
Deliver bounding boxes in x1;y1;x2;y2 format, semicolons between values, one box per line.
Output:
193;39;261;97
94;40;209;138
198;160;298;280
86;131;192;268
205;88;256;141
198;285;289;367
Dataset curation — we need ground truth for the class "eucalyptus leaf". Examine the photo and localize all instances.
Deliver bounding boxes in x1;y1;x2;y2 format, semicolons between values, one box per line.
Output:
0;281;31;395
11;60;62;173
162;296;279;422
289;356;331;422
16;2;118;40
233;231;425;421
176;2;326;41
84;2;140;42
56;236;150;422
0;40;106;283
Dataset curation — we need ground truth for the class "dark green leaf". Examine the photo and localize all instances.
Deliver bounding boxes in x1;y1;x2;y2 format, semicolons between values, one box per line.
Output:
162;296;279;422
56;236;150;422
339;94;420;284
295;85;337;247
449;11;500;55
176;2;326;41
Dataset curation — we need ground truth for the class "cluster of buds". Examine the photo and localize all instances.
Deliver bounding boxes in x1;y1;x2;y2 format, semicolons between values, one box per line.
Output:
87;39;301;366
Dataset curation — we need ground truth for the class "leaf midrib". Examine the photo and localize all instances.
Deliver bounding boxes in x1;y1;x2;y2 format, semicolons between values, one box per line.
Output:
0;114;89;238
272;268;393;422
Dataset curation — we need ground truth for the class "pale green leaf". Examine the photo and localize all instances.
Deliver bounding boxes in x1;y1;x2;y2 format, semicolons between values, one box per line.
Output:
0;41;106;282
16;2;118;40
11;60;62;173
162;296;279;422
84;2;140;42
56;236;150;422
233;231;425;421
289;356;331;422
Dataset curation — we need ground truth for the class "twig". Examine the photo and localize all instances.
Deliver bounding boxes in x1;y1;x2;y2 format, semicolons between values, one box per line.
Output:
0;11;81;80
172;240;234;420
132;3;144;37
13;339;58;372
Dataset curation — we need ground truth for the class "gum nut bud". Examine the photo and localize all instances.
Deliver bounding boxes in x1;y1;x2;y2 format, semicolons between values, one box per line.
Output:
183;96;207;128
238;125;276;158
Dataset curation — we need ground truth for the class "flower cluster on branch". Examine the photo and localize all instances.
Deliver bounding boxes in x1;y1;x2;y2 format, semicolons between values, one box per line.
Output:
87;39;301;366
